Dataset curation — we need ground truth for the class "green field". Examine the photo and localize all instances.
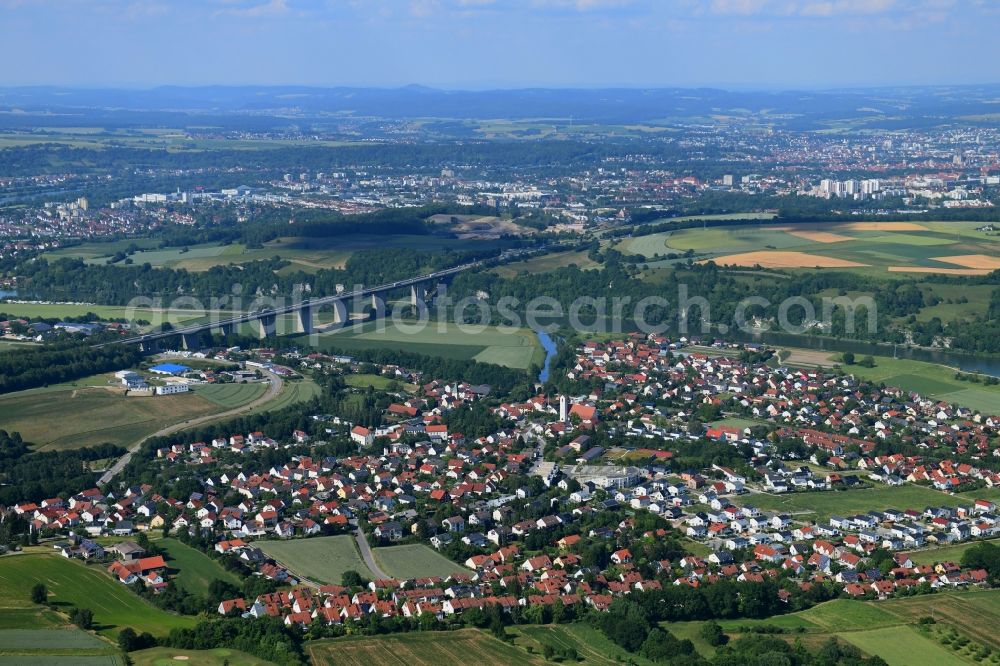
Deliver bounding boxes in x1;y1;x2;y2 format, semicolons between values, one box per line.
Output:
841;626;965;666
129;647;273;666
671;589;1000;663
307;321;544;369
0;302;208;332
836;355;1000;414
738;484;972;521
254;377;321;412
256;536;373;585
0;554;195;638
0;375;270;451
307;628;547;666
492;250;600;278
371;544;466;580
156;538;240;595
44;234;516;275
194;382;268;408
511;624;656;665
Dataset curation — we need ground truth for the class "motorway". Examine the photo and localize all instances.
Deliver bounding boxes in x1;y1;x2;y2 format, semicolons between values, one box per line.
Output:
97;368;284;485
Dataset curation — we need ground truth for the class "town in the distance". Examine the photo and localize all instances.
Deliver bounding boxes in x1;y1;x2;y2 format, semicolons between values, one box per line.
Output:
5;5;1000;666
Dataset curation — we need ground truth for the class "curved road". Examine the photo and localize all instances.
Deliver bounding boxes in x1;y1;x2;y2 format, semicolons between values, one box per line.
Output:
354;524;390;580
97;369;284;485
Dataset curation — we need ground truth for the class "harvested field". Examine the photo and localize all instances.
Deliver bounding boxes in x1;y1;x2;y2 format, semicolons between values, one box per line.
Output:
888;266;991;275
706;251;867;269
788;230;853;243
782;349;837;367
840;222;927;231
930;254;1000;270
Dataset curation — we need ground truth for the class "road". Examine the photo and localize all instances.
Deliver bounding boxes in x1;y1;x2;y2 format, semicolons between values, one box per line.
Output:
97;369;284;485
353;523;390;580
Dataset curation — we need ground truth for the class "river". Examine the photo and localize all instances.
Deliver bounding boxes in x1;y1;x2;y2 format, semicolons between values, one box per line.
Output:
536;330;558;383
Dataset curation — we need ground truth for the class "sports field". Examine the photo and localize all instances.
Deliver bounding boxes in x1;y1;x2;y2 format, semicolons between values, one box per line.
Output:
309;321;544;369
371;544;466;580
615;220;1000;276
257;536;373;585
156;538;240;595
0;378;270;450
0;554;195;638
307;628;546;666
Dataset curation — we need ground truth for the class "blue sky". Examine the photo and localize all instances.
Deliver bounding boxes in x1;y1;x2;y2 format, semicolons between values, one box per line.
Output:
1;0;997;88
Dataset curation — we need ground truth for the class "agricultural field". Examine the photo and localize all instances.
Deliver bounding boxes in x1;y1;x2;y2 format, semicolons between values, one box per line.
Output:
307;321;544;369
129;647;272;666
0;302;208;331
0;376;270;451
0;554;195;638
737;484;971;522
371;544;467;580
616;220;1000;276
307;628;546;666
257;536;373;585
194;382;268;408
155;538;240;595
253;377;321;412
0;628;122;664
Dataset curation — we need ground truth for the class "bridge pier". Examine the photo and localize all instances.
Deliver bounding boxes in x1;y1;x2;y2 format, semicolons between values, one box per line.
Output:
294;306;313;334
139;340;160;354
370;293;386;320
257;314;277;339
181;333;200;351
410;285;423;308
330;300;348;328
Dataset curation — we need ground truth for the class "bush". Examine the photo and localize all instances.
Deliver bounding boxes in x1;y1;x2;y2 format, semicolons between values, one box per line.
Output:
70;607;94;630
30;582;47;605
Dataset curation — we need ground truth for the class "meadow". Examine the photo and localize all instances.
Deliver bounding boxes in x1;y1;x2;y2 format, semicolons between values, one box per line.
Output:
370;544;466;580
0;554;195;638
256;536;373;585
0;378;272;450
308;321;544;369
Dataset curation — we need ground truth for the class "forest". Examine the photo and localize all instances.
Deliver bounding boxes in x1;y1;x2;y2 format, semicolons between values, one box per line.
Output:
0;343;143;394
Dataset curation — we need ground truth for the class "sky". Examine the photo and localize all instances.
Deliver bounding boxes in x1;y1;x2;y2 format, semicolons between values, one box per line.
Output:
1;0;998;89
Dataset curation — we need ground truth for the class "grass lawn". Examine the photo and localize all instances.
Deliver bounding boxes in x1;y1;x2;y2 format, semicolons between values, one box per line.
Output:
0;554;195;638
155;538;240;595
371;544;466;580
0;376;268;451
307;628;545;666
307;321;543;370
909;538;1000;566
738;484;972;522
257;536;374;585
129;647;273;666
